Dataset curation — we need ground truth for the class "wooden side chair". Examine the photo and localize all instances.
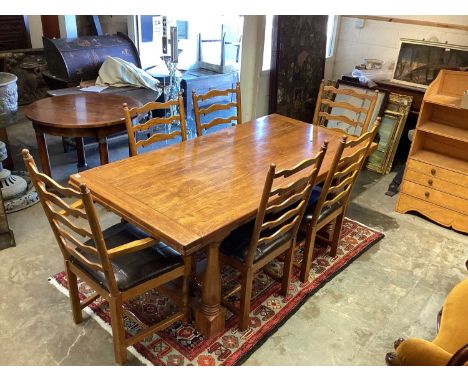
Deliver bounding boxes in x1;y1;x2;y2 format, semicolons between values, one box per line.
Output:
192;81;242;137
123;93;187;157
219;143;328;330
22;149;191;365
313;80;379;136
299;118;381;282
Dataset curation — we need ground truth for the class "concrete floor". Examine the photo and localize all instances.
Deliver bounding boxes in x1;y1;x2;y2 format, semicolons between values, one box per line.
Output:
0;110;467;365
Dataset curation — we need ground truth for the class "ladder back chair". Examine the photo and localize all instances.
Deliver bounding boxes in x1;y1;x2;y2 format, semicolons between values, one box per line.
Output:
313;80;379;136
192;81;242;137
22;149;191;365
299;118;381;282
219;143;328;330
123;93;187;157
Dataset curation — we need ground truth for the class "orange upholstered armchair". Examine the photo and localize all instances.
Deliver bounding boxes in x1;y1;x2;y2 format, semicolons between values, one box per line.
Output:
386;278;468;366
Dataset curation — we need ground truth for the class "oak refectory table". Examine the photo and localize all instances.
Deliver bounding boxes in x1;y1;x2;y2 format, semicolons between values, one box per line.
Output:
24;93;141;177
69;113;374;338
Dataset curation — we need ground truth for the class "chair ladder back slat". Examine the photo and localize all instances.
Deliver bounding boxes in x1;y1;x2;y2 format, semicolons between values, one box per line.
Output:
327;175;355;196
64;242;103;271
321;189;350;210
323;85;376;101
265;190;307;216
198;88;235;101
132;114;182;132
346;129;376;149
275;157;319;178
199;102;238;116
42;188;87;219
56;225;99;256
200;116;238;131
321;99;369;115
318;112;364;128
128;99;181;116
50;209;93;237
261;199;306;232
256;216;299;247
136;130;184;148
33;171;81;198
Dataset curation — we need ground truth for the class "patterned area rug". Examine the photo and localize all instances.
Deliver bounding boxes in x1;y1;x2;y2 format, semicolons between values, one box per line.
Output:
49;218;383;366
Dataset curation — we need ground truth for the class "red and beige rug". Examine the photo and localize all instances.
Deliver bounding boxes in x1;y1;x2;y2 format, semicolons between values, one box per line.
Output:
49;218;383;366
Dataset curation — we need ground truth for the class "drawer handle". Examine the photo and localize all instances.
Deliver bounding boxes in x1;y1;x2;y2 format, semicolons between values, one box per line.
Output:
428;179;433;186
430;168;436;176
424;191;430;198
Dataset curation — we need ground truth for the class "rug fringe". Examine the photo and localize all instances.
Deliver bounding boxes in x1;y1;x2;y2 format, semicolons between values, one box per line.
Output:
344;216;384;234
48;277;154;366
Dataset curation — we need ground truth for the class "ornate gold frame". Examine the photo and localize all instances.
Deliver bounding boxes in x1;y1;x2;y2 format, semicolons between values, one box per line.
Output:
366;93;412;174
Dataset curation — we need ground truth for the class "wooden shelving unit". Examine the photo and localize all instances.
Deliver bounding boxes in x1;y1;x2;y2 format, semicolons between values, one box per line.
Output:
396;70;468;233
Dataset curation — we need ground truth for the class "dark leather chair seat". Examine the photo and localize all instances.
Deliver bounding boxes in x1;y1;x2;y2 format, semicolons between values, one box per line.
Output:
220;220;292;264
71;223;182;292
307;185;323;207
303;201;343;224
303;183;343;224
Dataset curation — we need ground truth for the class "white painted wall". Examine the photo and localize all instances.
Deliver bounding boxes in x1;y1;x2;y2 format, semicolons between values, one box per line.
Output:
239;16;266;122
26;15;44;48
331;16;468;80
99;15;128;35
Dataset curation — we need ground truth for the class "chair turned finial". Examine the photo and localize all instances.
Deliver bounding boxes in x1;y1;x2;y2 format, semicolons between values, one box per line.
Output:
79;183;89;194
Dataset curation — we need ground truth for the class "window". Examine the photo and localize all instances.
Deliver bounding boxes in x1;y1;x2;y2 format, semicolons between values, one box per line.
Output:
262;15;273;71
326;15;338;58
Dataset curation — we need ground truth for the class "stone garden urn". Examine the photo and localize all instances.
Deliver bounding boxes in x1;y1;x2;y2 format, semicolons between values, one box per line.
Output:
0;72;27;198
0;72;18;125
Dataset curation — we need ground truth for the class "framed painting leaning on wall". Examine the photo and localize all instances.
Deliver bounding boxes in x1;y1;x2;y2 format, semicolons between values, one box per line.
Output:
366;93;413;175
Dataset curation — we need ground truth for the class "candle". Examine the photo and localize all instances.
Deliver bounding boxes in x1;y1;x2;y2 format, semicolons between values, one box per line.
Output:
170;26;178;63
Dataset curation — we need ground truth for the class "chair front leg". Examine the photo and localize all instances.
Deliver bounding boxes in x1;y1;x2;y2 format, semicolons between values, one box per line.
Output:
65;261;82;324
238;269;254;331
108;294;127;365
300;225;317;283
329;213;344;257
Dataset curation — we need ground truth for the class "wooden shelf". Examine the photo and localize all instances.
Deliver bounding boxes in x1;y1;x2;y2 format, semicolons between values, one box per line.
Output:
424;94;462;109
418;121;468;143
411;149;468;175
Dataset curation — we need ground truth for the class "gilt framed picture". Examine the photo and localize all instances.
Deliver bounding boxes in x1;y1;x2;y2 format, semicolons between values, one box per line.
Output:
391;39;468;89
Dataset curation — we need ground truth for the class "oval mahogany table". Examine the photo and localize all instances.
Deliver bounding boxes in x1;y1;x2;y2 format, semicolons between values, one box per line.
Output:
24;93;141;177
